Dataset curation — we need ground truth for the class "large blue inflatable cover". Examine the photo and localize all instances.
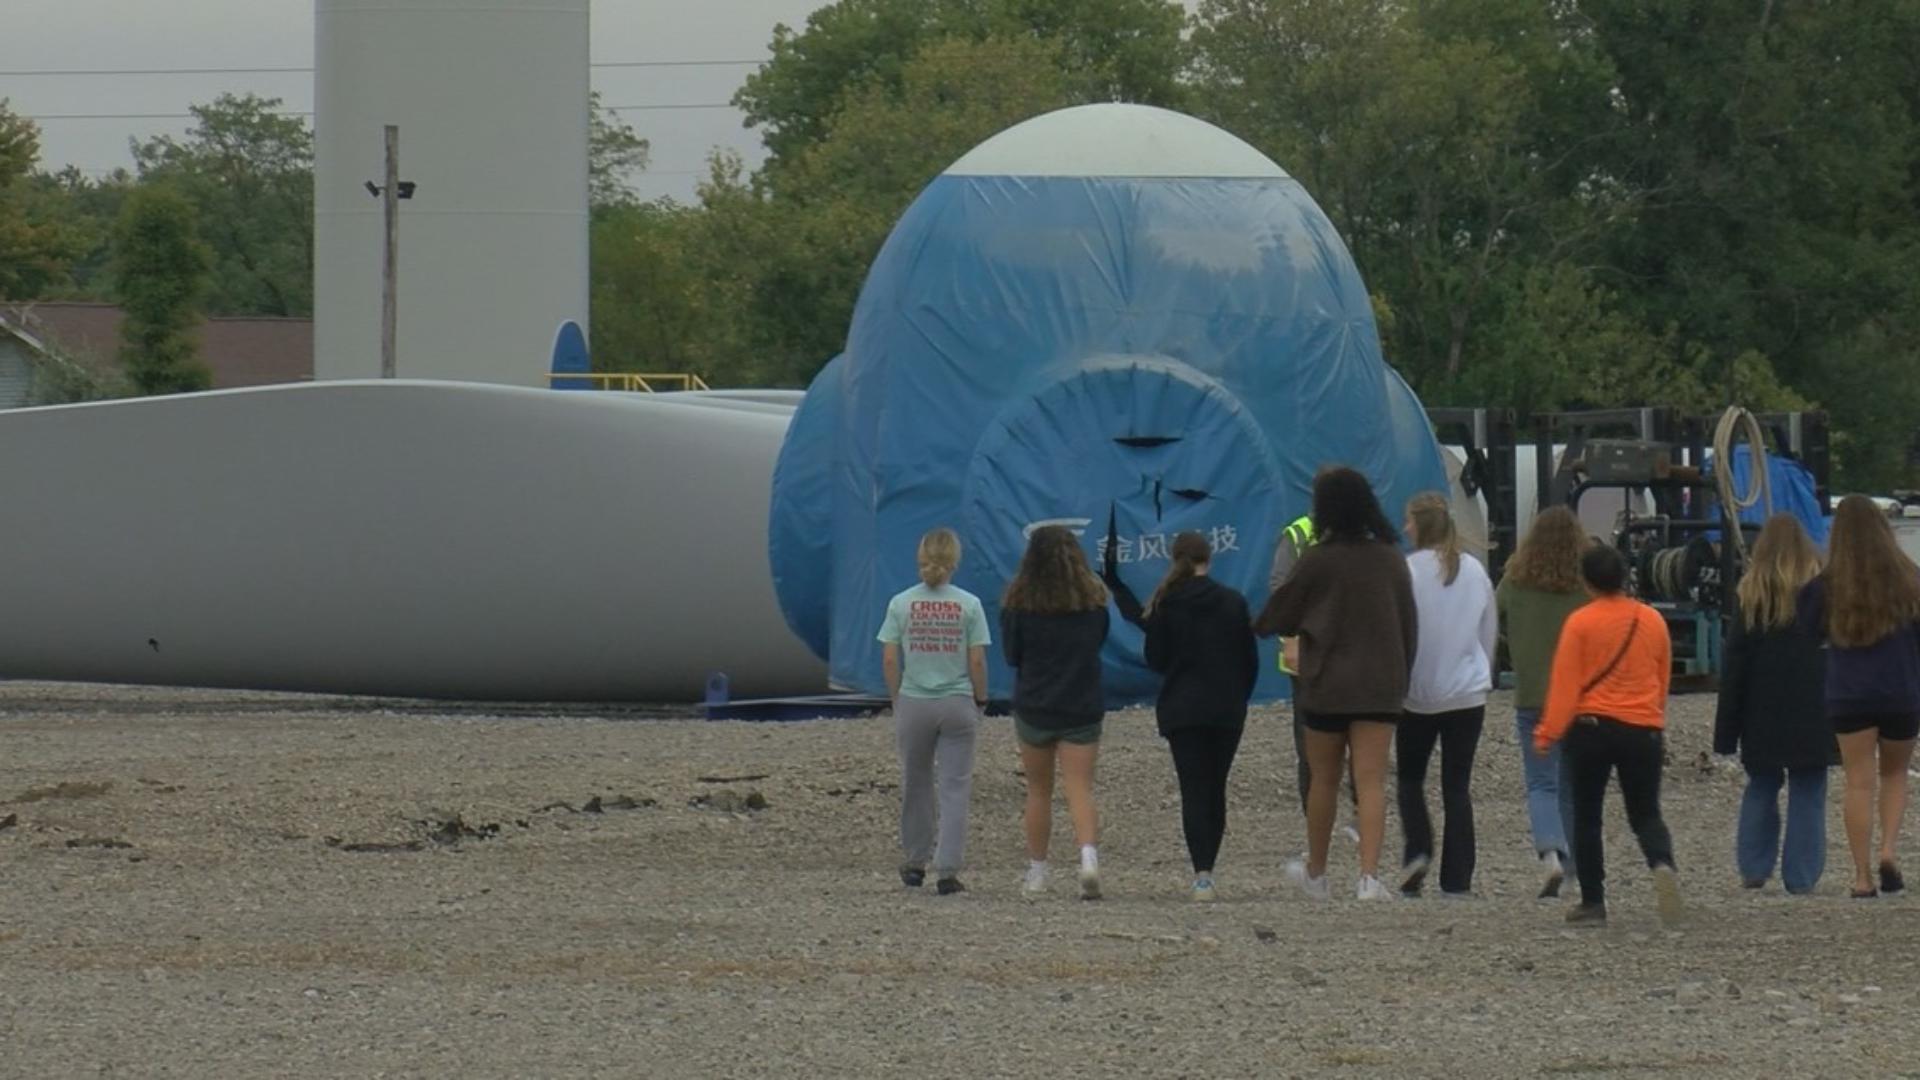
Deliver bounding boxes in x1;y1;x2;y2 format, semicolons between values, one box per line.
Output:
768;105;1448;705
768;353;845;660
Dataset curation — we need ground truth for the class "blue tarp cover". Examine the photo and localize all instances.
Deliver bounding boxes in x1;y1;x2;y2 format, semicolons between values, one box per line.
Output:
768;353;844;659
770;171;1447;705
1707;446;1832;549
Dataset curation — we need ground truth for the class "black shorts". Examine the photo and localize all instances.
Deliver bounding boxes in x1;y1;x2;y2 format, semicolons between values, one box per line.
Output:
1832;712;1920;741
1298;709;1398;734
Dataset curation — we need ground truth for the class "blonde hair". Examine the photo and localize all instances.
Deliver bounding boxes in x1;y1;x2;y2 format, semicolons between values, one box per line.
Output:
1407;491;1462;586
1145;532;1211;617
1825;495;1920;647
1002;525;1108;613
917;528;961;588
1737;514;1822;631
1504;506;1584;594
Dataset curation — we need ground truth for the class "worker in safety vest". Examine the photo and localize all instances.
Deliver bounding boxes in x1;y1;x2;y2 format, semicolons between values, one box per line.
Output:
1268;514;1316;675
1268;513;1358;836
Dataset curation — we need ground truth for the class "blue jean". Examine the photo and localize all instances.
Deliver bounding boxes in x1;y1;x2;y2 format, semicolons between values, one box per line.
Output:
1516;708;1575;873
1737;766;1827;894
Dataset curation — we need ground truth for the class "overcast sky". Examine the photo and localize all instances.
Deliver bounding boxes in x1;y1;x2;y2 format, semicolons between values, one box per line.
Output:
0;0;826;202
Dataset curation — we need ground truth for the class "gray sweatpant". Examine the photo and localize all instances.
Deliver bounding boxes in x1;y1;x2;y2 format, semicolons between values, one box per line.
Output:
895;694;979;876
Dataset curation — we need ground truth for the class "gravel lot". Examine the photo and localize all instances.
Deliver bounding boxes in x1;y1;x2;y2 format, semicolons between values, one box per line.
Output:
3;680;1918;1078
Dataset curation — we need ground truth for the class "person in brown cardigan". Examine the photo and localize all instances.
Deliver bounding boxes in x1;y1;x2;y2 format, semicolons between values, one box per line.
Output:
1255;467;1418;900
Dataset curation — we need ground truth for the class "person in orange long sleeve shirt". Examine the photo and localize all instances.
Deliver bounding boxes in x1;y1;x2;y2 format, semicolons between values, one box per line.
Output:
1534;544;1683;927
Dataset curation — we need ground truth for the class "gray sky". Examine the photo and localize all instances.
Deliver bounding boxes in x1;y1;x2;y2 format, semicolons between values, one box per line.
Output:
0;0;824;202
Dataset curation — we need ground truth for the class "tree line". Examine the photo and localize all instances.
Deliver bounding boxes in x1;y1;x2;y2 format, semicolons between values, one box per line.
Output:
5;0;1918;489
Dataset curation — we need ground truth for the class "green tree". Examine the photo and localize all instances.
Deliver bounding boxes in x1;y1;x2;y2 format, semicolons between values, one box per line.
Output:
112;186;213;394
706;34;1075;386
18;165;135;299
0;100;82;299
589;91;651;213
735;0;1185;176
590;198;717;372
1579;0;1920;488
1192;0;1637;400
131;94;312;316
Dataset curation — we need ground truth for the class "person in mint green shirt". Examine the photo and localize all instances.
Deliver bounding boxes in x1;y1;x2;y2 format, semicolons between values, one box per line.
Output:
877;527;991;895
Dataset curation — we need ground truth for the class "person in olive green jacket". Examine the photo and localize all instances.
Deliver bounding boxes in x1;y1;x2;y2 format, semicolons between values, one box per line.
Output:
1494;506;1590;899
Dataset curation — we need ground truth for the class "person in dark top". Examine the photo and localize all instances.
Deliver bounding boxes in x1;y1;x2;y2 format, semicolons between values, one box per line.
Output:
1254;466;1418;901
1001;525;1111;900
1106;531;1259;902
1713;514;1831;895
1796;495;1920;898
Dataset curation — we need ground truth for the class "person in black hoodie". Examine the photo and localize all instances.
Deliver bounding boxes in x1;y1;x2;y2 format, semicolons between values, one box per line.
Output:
1713;514;1831;894
1107;531;1260;901
1001;525;1112;900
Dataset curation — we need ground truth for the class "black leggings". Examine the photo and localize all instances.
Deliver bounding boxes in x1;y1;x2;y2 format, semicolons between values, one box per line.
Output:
1397;706;1484;894
1565;718;1676;906
1166;726;1244;874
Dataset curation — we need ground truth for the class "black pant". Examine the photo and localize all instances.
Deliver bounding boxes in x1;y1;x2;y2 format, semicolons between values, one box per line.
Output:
1291;709;1356;816
1396;706;1484;894
1166;726;1243;873
1564;718;1676;906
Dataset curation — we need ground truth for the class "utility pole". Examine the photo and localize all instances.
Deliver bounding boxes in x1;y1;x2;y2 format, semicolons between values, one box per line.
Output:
364;127;413;378
380;124;399;379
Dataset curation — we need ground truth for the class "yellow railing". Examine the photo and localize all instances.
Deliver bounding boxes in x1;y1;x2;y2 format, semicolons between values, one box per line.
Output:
548;372;712;392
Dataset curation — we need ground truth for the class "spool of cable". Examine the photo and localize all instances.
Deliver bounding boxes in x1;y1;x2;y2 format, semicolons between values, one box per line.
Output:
1713;405;1773;557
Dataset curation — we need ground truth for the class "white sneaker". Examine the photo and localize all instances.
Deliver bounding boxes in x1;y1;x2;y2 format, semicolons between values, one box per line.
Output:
1538;851;1565;900
1078;864;1102;901
1285;857;1330;900
1398;853;1431;895
1192;875;1217;903
1357;875;1394;901
1342;822;1362;846
1022;864;1048;898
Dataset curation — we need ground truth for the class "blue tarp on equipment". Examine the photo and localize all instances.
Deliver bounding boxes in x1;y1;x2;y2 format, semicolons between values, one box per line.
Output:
768;120;1447;706
1708;446;1832;549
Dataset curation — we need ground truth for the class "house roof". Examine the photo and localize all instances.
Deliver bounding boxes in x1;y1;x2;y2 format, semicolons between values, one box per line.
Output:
0;301;313;389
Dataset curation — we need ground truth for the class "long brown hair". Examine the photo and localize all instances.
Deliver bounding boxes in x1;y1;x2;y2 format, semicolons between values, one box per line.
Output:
1407;491;1462;586
1312;466;1400;544
1825;494;1920;647
1737;514;1821;631
1145;532;1211;617
917;528;961;588
1504;506;1584;593
1002;525;1108;613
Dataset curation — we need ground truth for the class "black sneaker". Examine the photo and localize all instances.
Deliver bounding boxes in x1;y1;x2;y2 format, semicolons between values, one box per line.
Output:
1564;902;1607;926
936;876;966;896
899;866;925;888
1881;861;1905;895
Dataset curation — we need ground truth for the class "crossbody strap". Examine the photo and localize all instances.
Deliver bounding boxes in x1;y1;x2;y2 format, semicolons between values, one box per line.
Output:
1580;612;1641;697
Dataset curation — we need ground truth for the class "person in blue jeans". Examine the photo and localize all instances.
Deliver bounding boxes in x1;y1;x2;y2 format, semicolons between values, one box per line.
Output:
1714;515;1830;893
1494;507;1589;898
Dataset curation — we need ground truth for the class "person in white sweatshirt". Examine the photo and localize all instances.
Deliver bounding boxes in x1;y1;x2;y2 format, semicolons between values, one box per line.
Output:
1396;492;1498;897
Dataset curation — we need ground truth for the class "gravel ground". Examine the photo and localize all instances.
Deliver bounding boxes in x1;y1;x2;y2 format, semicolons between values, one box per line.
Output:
3;680;1918;1078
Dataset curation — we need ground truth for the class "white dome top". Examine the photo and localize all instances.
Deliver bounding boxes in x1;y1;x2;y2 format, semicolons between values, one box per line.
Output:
943;104;1288;180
